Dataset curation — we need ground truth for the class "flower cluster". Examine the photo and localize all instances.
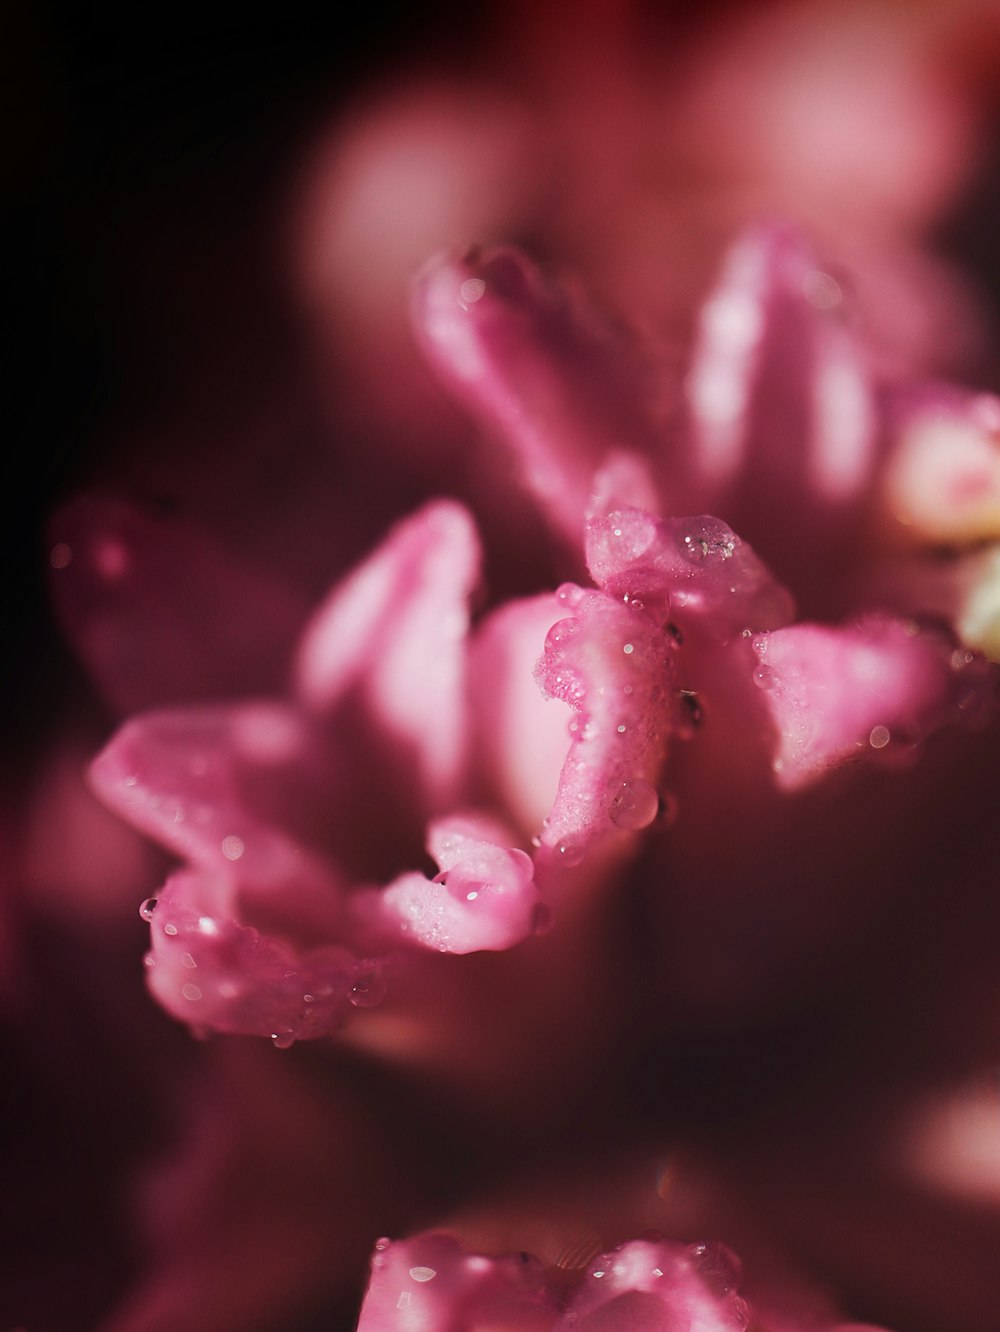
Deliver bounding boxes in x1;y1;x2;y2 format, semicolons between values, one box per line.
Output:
43;211;1000;1330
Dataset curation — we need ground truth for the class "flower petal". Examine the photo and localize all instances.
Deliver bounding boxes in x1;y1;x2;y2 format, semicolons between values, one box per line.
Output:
881;385;1000;545
48;496;309;712
413;246;661;544
365;813;539;954
586;506;794;638
750;616;997;790
357;1233;557;1331
141;870;367;1042
535;586;677;865
296;501;479;804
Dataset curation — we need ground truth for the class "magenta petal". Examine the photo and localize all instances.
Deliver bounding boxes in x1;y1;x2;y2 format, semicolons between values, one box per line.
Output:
48;496;309;712
296;501;479;803
536;586;677;865
89;702;334;896
751;616;997;790
142;871;366;1042
371;813;538;954
557;1238;749;1331
881;384;1000;544
470;593;575;836
413;246;661;544
687;222;876;504
356;1233;557;1332
586;506;794;638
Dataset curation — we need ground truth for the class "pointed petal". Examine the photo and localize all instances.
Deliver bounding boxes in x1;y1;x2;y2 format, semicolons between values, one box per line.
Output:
296;501;479;803
48;496;308;712
751;616;997;790
687;222;876;503
414;246;661;544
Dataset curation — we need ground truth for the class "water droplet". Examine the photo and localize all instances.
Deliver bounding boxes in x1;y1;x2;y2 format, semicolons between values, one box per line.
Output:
688;1241;742;1297
271;1031;295;1049
409;1266;436;1283
49;542;73;569
609;779;660;831
622;642;634;655
556;582;584;607
181;983;202;1002
682;534;707;563
546;617;582;650
458;277;485;307
623;593;645;611
869;724;891;749
556;841;584;867
221;834;244;861
349;963;387;1008
181;952;197;969
143;953;155;968
163;922;178;937
616;723;627;733
139;897;158;921
592;1269;605;1279
753;665;775;690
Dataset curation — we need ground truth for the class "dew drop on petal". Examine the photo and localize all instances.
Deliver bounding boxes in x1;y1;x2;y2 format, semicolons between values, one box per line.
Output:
271;1031;296;1049
221;834;245;861
408;1266;437;1283
869;724;891;749
609;779;660;831
139;897;158;922
556;841;584;867
163;922;178;937
181;983;202;1002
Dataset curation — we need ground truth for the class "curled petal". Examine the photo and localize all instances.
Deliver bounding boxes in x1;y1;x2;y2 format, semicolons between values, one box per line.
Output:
141;871;372;1043
536;587;676;865
367;813;539;954
48;496;308;712
881;385;1000;545
414;246;660;544
357;1233;557;1331
296;501;479;803
751;616;997;790
586;506;794;637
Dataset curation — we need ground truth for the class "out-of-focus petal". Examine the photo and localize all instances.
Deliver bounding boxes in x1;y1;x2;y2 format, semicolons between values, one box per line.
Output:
296;501;479;804
48;496;309;712
750;616;996;790
357;1232;558;1332
880;386;1000;545
367;813;539;954
413;246;661;544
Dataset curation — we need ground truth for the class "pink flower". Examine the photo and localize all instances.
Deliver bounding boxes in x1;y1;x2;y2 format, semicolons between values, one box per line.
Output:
44;215;1000;1331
